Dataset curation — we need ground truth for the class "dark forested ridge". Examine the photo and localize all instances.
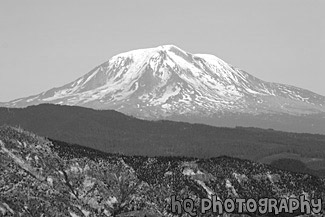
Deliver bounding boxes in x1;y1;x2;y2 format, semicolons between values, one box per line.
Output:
1;126;324;216
1;104;325;172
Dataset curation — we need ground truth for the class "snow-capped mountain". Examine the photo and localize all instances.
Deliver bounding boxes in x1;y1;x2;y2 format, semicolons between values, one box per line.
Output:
1;45;325;132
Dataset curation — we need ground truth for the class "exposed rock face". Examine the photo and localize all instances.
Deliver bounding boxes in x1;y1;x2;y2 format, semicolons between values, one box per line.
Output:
1;126;324;216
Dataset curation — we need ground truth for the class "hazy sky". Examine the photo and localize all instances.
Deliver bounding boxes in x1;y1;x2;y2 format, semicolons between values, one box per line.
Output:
0;0;324;101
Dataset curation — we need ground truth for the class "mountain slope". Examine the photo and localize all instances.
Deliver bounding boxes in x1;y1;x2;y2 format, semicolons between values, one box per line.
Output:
1;126;324;216
1;104;325;172
1;45;324;120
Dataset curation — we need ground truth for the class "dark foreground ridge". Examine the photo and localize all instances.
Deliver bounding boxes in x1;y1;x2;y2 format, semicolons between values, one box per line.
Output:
0;126;324;216
1;104;325;174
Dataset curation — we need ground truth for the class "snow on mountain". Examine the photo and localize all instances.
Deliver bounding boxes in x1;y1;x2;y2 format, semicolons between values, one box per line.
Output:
2;45;325;119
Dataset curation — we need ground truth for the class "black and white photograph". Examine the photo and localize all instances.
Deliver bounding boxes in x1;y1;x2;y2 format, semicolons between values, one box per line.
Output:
0;0;324;216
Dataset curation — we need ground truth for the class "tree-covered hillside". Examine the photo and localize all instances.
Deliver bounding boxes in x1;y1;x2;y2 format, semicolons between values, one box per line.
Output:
0;104;325;172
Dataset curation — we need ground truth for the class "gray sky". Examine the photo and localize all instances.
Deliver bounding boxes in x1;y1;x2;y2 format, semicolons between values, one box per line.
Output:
0;0;324;102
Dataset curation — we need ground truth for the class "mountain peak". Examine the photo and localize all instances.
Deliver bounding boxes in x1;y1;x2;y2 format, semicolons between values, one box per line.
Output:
110;44;188;61
158;44;186;52
158;44;179;49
